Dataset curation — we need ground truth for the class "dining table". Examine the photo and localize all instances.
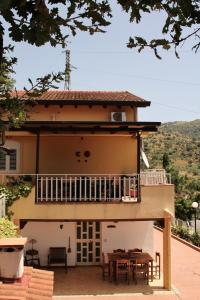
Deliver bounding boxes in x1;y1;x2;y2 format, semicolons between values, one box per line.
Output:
107;252;154;282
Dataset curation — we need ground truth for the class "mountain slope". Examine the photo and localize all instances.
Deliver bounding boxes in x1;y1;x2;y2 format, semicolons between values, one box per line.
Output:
161;119;200;139
143;120;200;177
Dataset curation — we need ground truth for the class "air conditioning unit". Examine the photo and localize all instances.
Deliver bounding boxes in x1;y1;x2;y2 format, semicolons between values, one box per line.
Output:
111;112;126;122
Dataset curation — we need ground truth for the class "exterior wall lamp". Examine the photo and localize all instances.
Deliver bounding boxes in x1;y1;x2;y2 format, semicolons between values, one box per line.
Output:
192;201;199;233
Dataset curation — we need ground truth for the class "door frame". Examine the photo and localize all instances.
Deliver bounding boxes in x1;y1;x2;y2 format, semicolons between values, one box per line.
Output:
76;221;101;265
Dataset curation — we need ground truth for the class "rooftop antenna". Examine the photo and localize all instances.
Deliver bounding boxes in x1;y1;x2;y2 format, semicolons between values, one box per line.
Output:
63;49;77;90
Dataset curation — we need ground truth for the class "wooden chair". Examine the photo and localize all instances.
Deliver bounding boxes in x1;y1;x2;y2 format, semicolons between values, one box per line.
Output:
48;247;67;272
113;249;126;253
128;248;142;253
133;258;149;284
115;259;131;284
102;252;109;280
151;252;161;279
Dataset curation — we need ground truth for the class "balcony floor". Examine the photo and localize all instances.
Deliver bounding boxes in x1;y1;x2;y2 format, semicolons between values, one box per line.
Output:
52;266;168;296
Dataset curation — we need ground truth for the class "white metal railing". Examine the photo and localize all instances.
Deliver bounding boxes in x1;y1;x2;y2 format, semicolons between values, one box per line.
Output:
140;169;171;185
36;174;139;203
0;169;171;203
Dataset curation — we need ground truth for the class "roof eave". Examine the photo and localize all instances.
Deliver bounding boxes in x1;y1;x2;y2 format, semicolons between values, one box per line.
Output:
22;99;151;107
6;121;160;133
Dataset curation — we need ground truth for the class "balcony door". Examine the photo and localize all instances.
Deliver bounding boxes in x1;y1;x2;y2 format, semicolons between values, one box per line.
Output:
76;221;101;265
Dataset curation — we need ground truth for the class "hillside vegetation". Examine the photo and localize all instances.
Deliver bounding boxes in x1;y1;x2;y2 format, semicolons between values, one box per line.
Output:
143;120;200;222
143;119;200;177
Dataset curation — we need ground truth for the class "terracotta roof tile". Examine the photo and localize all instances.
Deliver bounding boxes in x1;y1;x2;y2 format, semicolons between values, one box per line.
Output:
12;90;149;105
0;267;54;300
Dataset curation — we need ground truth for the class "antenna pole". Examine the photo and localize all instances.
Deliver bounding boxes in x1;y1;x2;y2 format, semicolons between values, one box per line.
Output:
64;50;71;90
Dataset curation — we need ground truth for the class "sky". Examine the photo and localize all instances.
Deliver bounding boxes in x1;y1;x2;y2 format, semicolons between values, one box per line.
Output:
3;3;200;123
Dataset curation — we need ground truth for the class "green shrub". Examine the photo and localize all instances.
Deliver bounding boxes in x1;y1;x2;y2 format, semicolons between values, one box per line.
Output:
190;232;200;247
0;217;18;238
172;226;191;242
172;226;200;247
0;179;32;214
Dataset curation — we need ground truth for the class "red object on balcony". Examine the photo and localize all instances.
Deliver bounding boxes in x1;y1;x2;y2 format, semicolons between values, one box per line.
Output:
130;189;137;197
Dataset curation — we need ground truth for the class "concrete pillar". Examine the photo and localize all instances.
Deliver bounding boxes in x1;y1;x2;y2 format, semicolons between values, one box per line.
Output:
163;211;172;290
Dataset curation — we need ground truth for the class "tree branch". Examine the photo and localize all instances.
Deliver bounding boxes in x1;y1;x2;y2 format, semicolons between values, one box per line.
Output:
0;24;4;72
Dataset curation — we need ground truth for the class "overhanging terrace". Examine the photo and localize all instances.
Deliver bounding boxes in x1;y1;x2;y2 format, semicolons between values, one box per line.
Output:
8;121;161;133
1;171;171;204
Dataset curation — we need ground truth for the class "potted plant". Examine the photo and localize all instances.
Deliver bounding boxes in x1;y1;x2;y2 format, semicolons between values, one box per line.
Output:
0;217;27;280
129;183;137;198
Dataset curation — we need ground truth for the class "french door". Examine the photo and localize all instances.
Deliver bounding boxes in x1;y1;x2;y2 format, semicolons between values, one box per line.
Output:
76;221;101;265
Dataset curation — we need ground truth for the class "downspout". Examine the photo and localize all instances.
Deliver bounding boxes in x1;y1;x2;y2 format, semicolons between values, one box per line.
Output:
136;131;141;202
35;131;40;203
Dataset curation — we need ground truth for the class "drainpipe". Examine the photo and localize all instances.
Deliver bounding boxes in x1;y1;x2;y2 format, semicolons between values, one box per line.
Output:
35;131;40;203
136;131;141;202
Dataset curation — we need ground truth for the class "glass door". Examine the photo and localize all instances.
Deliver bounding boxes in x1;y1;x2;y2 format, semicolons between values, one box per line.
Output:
76;221;101;265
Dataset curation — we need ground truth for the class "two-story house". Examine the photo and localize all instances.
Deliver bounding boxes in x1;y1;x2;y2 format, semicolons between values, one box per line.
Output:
1;90;174;289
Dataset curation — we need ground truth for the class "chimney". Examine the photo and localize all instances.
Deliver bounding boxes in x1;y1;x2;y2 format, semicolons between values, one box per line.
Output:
0;237;27;282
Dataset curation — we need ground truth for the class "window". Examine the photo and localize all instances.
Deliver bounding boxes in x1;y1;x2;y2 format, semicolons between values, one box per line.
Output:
0;141;20;173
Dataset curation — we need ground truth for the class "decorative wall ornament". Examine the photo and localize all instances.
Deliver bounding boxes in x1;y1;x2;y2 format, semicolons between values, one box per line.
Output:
84;151;91;157
75;151;81;157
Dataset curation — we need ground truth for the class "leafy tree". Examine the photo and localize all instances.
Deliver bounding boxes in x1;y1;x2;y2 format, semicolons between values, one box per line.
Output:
124;0;200;58
0;0;111;128
0;1;200;63
0;1;111;63
162;153;170;171
0;44;64;128
0;1;199;128
175;198;193;221
169;167;185;194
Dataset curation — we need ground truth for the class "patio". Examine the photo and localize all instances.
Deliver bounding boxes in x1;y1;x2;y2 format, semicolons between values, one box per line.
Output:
53;266;164;296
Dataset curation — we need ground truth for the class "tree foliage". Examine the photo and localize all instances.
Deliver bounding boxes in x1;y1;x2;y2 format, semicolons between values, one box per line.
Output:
124;0;200;58
175;198;193;221
144;121;200;222
162;152;170;171
0;0;111;61
0;1;199;128
0;1;200;62
0;217;18;238
0;1;112;128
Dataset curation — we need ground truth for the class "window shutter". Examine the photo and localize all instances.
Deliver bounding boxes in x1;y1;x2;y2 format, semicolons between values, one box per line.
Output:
9;150;17;170
0;152;6;170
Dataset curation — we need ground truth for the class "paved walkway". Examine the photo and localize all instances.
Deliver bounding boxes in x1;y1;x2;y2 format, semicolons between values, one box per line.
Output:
154;228;200;300
54;229;200;300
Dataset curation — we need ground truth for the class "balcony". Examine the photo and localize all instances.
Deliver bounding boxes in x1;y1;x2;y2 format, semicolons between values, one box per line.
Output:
0;170;170;204
5;170;174;221
36;170;170;203
1;170;171;204
36;174;140;203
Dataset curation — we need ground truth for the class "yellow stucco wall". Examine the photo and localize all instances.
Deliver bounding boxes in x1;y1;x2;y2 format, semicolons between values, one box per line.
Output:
28;105;136;122
10;184;174;221
5;135;137;174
